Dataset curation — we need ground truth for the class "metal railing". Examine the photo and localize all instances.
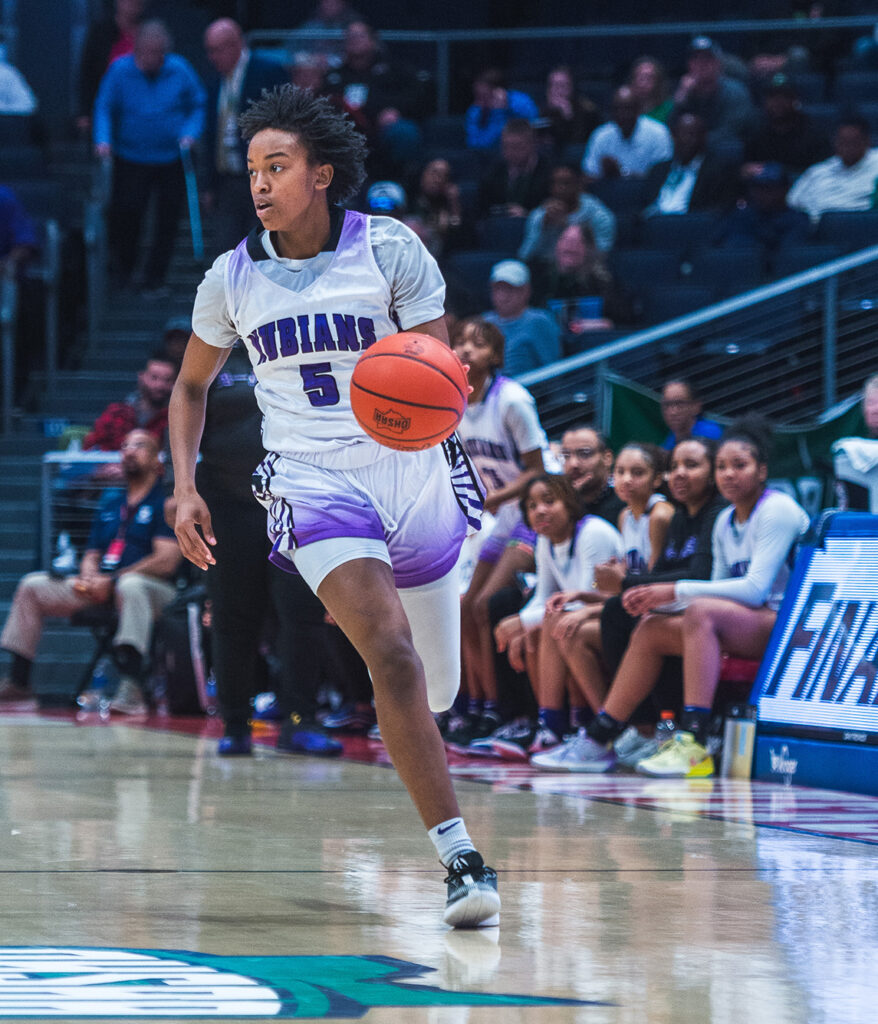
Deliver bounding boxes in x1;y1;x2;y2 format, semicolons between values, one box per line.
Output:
40;450;121;571
517;246;878;438
84;158;111;348
248;15;878;116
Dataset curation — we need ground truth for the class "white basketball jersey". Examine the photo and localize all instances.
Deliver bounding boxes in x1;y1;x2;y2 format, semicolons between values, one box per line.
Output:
223;211;401;461
457;374;552;491
620;493;664;574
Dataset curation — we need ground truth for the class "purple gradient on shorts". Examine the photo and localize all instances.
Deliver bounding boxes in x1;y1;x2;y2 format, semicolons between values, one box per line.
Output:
268;516;464;589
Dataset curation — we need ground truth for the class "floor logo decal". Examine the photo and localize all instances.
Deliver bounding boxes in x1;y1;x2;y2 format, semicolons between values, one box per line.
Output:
0;948;599;1018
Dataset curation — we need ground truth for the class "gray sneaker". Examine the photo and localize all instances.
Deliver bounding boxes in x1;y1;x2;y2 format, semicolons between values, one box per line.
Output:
530;728;616;772
109;678;148;715
613;726;660;769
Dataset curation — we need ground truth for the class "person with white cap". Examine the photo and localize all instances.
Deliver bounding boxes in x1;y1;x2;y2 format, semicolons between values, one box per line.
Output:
483;259;561;377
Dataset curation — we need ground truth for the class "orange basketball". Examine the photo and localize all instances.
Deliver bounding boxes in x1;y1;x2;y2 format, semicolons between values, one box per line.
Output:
350;332;468;451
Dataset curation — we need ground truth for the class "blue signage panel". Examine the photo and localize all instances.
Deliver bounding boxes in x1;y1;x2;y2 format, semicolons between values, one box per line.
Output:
752;513;878;794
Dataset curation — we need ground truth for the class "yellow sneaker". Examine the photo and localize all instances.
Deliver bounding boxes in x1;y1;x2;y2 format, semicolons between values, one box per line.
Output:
635;731;714;778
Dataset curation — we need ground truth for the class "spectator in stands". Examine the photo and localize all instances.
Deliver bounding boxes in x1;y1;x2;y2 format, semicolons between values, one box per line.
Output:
531;223;637;333
160;317;190;368
581;85;673;182
93;20;206;297
659;378;723;451
787;113;878;222
537;65;601;159
482;259;561;376
717;162;810;258
202;19;289;256
0;429;181;713
292;0;361;69
76;0;146;136
518;163;616;274
323;20;431;178
478;118;552;219
409;158;465;257
743;73;831;180
465;67;539;152
0;184;37;272
363;178;440;254
642;111;739;217
628;56;673;125
290;53;328;93
531;416;810;776
84;350;178;455
0;40;40;148
672;36;756;158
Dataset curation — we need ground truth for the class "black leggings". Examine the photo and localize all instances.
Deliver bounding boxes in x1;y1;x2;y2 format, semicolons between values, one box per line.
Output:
600;595;682;721
109;155;185;286
199;477;368;731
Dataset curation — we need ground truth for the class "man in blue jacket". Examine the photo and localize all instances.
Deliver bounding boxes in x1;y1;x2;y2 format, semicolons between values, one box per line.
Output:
93;19;205;296
201;18;289;255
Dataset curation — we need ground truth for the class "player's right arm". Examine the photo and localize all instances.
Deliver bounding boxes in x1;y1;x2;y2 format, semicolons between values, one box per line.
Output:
168;333;230;570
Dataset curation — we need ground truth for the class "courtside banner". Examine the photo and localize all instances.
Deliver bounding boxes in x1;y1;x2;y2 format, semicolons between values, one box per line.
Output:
754;513;878;746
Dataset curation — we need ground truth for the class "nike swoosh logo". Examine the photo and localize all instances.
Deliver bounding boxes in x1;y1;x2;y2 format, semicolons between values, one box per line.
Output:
437;822;459;835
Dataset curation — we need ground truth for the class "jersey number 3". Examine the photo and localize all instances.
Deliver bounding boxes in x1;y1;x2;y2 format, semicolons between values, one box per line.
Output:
300;362;340;407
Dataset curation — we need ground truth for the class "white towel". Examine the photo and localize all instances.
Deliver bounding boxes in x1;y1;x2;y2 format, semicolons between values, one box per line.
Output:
832;438;878;474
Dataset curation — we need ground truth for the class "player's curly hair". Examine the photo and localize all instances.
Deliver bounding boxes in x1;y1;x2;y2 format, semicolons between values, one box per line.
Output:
238;84;368;205
721;414;773;466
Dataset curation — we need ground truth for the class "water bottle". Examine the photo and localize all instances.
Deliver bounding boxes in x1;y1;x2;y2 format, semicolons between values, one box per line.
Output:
205;670;218;717
654;709;676;748
77;654;115;719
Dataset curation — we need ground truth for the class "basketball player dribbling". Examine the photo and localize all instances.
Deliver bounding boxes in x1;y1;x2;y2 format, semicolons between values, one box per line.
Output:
168;85;500;928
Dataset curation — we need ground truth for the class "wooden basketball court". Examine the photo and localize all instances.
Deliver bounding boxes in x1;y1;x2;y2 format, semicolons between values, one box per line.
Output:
0;711;875;1022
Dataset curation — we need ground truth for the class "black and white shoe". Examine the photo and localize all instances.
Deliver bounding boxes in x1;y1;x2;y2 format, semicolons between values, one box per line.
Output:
442;851;500;929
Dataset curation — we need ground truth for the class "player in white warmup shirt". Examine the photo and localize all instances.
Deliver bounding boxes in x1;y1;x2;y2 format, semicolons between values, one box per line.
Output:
168;85;499;928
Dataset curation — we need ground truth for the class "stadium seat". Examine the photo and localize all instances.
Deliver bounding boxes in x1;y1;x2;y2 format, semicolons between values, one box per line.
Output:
8;180;81;229
680;247;765;297
813;211;878;253
638;212;722;254
609;248;682;288
590;176;652;214
834;71;878;104
475;215;527;253
422;114;467;149
455;179;479;219
801;102;840;131
639;284;716;325
784;72;827;104
422;146;481;181
771;244;845;279
442;249;510;308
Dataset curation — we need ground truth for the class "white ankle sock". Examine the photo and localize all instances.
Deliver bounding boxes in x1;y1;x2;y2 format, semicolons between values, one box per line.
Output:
428;817;475;867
